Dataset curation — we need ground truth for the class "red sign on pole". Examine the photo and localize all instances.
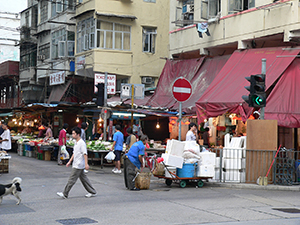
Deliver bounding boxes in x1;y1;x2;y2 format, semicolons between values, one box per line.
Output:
172;77;192;102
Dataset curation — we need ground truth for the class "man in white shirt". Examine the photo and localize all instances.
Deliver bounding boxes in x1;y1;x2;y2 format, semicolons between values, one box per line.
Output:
0;122;11;151
57;126;97;199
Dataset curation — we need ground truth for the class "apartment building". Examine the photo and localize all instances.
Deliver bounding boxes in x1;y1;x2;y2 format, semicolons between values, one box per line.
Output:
169;0;299;58
75;0;169;92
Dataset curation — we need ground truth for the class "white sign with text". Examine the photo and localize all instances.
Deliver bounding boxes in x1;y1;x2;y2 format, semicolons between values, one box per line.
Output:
50;71;65;86
94;73;116;94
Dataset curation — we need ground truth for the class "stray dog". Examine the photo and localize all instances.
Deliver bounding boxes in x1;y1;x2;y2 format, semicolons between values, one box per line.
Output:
0;177;22;205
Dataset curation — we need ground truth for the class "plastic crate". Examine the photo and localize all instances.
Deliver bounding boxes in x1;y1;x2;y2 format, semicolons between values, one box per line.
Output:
37;152;44;160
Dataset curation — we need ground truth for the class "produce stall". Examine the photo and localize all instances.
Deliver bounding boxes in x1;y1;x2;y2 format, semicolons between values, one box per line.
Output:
67;140;113;167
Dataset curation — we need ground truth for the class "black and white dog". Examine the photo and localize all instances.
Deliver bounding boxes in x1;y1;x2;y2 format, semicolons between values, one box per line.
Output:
0;177;22;205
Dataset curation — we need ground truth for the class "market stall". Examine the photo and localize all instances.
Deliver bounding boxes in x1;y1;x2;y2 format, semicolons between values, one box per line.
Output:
0;151;11;173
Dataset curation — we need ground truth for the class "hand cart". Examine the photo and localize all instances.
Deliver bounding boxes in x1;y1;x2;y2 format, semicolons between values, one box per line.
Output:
153;162;213;188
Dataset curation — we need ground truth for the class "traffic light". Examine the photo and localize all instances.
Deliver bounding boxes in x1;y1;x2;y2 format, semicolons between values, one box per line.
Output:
242;76;254;107
95;83;104;106
242;74;266;108
251;74;266;107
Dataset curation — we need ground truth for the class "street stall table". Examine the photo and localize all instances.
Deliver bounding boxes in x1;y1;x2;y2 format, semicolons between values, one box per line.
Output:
146;148;165;156
87;149;110;168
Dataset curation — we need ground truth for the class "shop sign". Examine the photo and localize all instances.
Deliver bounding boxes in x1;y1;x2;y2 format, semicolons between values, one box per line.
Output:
94;73;116;94
50;71;65;86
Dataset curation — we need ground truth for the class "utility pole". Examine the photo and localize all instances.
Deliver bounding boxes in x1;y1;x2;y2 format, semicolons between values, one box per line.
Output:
260;58;266;120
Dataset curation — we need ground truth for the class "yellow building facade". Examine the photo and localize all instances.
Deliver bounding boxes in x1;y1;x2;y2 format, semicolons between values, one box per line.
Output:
75;0;169;90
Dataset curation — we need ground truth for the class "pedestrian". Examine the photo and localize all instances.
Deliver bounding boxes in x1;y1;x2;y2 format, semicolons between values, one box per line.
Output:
123;135;148;191
202;127;210;148
0;122;11;151
186;122;198;141
81;122;88;142
125;127;136;152
0;121;4;136
58;123;68;165
57;126;97;199
111;124;124;174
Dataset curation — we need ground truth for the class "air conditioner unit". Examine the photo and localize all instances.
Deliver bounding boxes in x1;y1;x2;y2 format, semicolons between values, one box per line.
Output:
38;55;45;61
142;77;153;84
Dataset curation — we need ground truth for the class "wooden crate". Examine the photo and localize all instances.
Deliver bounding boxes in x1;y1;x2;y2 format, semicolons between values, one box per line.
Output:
0;159;9;173
44;151;51;161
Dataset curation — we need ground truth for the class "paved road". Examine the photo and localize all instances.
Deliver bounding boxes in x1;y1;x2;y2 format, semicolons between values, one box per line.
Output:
1;153;300;225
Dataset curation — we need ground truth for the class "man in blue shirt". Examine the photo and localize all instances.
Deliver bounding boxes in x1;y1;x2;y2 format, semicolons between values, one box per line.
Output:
111;124;124;174
124;135;148;191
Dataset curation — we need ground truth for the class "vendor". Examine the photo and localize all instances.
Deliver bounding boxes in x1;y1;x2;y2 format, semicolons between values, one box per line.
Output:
45;123;53;139
203;127;210;148
186;122;198;141
0;122;11;151
38;124;46;138
123;135;148;191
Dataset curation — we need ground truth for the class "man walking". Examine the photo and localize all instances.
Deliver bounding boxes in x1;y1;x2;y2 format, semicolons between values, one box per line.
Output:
57;127;97;199
124;135;148;191
111;124;124;174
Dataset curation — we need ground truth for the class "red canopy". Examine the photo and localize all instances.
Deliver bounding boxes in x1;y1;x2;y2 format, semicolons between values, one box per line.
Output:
196;47;300;122
146;55;230;114
265;58;300;128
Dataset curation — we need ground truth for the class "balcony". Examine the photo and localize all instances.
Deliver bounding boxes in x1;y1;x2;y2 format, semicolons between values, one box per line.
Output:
169;0;299;57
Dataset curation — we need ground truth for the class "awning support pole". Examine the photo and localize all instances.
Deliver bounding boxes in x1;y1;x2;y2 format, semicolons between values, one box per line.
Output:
260;58;266;120
178;102;182;141
131;84;134;129
103;72;108;141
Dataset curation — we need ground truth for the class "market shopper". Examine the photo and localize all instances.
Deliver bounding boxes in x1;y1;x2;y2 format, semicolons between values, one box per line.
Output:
186;122;198;141
81;122;88;142
0;122;11;151
57;126;97;199
58;123;69;165
123;135;148;191
125;127;137;152
202;127;210;148
111;124;124;174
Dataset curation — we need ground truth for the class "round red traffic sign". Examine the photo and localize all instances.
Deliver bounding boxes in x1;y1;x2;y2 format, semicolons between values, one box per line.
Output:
172;77;192;102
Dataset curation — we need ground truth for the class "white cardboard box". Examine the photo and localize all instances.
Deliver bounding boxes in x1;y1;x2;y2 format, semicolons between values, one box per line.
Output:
165;140;185;157
199;152;216;166
196;165;215;177
162;153;184;169
165;167;177;178
224;158;242;169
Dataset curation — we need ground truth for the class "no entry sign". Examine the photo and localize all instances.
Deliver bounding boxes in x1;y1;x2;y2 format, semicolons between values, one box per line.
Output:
172;77;192;102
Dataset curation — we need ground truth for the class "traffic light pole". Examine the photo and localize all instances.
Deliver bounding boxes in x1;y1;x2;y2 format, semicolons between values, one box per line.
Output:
260;59;266;120
103;72;108;141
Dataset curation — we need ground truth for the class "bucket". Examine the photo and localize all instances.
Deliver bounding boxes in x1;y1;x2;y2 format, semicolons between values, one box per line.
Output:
295;160;300;182
176;163;196;178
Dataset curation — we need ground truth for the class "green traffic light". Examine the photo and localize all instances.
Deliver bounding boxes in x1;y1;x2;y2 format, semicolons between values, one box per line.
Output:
252;95;266;106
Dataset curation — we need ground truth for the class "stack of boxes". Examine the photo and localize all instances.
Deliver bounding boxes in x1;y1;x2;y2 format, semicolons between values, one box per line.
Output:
223;137;246;182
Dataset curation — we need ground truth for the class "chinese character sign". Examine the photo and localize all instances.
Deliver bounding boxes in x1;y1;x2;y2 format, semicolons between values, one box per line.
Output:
50;71;65;86
77;55;85;70
94;73;116;94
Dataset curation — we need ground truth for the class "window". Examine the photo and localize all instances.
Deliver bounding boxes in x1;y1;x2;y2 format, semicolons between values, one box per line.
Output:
201;0;220;20
228;0;255;14
40;0;48;23
144;0;156;2
51;0;75;17
142;28;156;53
76;18;131;53
38;43;50;59
25;11;29;26
182;0;194;26
51;28;75;58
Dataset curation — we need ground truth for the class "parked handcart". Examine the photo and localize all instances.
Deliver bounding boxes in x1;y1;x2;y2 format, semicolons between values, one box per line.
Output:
153;162;213;188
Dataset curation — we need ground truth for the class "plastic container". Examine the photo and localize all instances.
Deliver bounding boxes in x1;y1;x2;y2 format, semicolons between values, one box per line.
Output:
165;167;176;178
295;160;300;182
176;163;196;178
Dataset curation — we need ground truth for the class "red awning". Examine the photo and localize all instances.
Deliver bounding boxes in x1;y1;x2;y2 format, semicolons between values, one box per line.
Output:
196;47;300;122
265;58;300;128
146;55;230;114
